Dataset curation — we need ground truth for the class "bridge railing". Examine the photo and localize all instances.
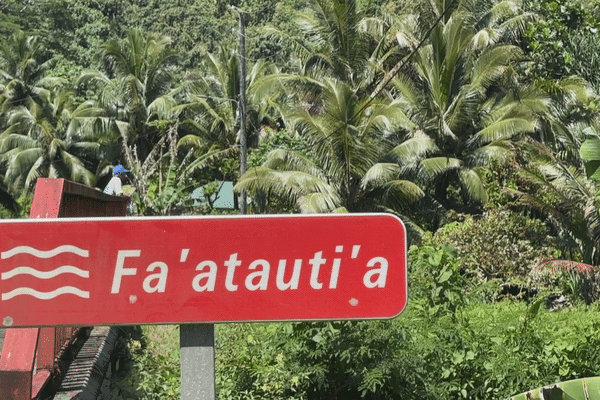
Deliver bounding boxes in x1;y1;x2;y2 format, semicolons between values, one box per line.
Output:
0;178;130;400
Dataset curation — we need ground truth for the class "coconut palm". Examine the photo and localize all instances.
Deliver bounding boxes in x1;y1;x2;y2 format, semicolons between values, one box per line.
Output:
265;0;400;104
290;0;374;86
177;48;241;154
78;28;179;161
507;142;600;265
0;31;56;122
171;46;284;197
178;46;281;154
387;0;543;208
0;85;100;193
236;78;424;220
534;77;596;163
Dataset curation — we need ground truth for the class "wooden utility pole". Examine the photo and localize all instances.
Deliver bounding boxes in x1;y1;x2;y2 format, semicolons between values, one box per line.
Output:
237;10;248;215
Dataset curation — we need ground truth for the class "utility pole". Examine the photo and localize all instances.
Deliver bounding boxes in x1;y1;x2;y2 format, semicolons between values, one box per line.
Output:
179;11;247;398
237;9;248;215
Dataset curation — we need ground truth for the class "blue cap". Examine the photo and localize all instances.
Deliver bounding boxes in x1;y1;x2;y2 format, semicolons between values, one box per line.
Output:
113;164;129;174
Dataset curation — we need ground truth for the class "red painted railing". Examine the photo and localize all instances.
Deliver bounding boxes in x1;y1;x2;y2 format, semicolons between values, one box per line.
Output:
0;178;130;400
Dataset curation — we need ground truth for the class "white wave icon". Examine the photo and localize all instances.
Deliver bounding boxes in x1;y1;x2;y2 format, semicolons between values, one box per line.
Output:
1;245;89;259
2;265;89;280
1;245;90;301
2;287;90;301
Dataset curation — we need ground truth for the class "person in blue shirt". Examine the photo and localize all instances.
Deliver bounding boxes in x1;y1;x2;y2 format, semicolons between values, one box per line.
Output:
104;164;129;196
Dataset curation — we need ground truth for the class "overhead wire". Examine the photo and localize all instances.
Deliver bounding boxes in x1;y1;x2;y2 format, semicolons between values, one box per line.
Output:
358;0;457;120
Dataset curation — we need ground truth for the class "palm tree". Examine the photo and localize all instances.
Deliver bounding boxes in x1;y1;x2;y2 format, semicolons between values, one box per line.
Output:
78;28;179;162
0;31;56;115
387;0;543;208
291;0;374;86
178;46;280;154
533;77;596;163
507;147;600;265
269;0;399;97
236;78;424;220
0;84;100;193
172;45;283;198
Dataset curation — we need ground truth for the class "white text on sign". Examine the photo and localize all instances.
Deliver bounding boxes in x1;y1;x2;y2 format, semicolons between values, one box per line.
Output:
110;245;389;294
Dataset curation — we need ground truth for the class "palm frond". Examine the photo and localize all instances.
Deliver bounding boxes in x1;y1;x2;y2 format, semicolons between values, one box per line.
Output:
419;157;462;177
459;168;488;202
298;192;339;213
361;163;401;189
470;118;535;146
4;147;42;189
467;140;514;166
470;45;522;90
59;150;95;186
24;155;44;190
235;166;340;207
178;134;208;152
262;149;323;177
381;179;425;210
181;147;239;178
389;132;437;163
148;95;179;120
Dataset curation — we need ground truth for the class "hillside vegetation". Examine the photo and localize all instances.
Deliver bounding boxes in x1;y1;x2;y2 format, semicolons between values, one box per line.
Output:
3;0;600;398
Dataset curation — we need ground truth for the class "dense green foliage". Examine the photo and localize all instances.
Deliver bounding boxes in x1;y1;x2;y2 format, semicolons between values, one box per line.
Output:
112;325;181;399
112;244;600;400
430;210;560;280
4;0;600;398
524;0;600;86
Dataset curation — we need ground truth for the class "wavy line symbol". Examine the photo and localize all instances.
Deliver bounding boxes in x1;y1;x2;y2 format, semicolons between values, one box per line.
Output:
1;245;89;259
1;266;89;280
1;245;91;301
2;286;90;301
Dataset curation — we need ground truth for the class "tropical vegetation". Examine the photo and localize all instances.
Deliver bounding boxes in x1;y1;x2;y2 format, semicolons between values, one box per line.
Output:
3;0;600;399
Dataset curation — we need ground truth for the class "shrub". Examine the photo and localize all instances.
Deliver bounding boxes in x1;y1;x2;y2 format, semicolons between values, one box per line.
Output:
430;210;560;281
111;325;180;400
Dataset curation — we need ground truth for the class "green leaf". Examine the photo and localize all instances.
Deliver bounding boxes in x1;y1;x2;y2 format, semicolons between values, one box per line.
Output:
429;250;443;267
438;270;453;283
580;136;600;161
583;159;600;180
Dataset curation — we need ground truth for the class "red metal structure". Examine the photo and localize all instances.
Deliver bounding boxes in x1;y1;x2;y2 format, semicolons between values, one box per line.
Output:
0;179;129;400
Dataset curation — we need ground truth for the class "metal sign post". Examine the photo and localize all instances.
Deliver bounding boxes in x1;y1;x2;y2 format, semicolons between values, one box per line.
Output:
180;324;215;400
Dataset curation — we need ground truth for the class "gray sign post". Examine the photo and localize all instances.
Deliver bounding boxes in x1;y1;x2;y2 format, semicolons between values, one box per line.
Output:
180;324;215;400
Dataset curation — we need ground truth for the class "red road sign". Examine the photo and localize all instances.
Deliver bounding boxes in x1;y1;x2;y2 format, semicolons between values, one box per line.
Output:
0;214;407;327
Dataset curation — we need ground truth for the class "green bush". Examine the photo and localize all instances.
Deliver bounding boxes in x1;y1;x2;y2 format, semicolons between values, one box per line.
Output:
216;323;309;399
111;325;181;400
215;301;600;400
430;210;560;281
